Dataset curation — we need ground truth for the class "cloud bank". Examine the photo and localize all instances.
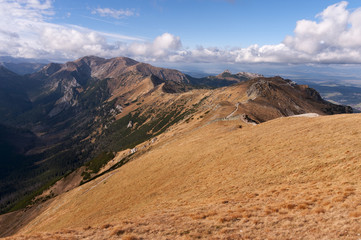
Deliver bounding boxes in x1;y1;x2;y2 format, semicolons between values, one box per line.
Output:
1;0;361;64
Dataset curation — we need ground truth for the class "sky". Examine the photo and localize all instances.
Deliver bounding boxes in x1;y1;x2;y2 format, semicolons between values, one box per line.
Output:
2;0;361;77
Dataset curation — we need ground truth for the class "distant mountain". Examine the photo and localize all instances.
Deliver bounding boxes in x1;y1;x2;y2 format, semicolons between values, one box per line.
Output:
0;56;49;64
187;69;262;88
0;56;48;74
0;66;32;123
216;69;263;80
1;62;46;75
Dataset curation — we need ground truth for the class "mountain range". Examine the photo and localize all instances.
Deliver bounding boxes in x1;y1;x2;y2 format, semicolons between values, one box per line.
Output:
0;56;355;239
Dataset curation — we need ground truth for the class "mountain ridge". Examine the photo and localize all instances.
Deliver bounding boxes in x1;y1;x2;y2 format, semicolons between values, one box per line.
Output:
0;56;353;219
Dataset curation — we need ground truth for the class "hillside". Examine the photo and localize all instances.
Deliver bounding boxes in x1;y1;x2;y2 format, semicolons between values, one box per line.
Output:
1;113;361;239
0;56;199;213
0;56;352;221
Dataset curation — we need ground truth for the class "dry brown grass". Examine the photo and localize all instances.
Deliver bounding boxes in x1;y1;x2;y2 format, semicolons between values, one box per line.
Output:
101;223;112;229
3;113;361;239
121;235;139;240
110;227;125;236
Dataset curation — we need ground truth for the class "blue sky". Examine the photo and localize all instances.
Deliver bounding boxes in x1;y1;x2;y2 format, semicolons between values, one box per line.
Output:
2;0;361;78
50;0;354;48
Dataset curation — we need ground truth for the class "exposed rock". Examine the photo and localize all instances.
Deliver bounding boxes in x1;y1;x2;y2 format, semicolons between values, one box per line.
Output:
115;105;123;113
240;114;258;125
48;77;80;117
247;79;274;100
130;147;137;154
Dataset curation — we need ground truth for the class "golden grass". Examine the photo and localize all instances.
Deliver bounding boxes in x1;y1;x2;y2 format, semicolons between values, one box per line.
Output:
3;113;361;239
101;224;112;229
121;235;139;240
110;227;125;236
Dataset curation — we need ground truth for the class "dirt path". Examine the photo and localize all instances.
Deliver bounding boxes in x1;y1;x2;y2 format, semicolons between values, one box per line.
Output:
226;103;239;119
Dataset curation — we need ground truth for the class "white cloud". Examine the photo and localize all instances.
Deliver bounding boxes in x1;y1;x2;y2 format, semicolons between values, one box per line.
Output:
92;7;136;19
1;1;361;65
178;1;361;64
126;33;182;62
0;0;177;61
284;1;350;55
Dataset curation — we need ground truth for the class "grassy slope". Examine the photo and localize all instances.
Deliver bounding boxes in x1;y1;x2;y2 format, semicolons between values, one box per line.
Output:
1;76;351;215
3;113;361;239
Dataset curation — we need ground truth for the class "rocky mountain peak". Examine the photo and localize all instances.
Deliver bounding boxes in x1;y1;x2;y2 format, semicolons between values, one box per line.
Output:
247;78;274;99
245;76;352;118
37;63;62;78
216;69;232;78
75;55;106;65
236;71;264;79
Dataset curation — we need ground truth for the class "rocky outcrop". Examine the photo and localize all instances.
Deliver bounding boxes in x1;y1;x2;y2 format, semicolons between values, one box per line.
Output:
246;79;275;100
245;77;352;120
240;113;258;125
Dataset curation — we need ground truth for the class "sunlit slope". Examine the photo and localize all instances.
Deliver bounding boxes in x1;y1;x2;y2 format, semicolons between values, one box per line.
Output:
8;113;361;239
